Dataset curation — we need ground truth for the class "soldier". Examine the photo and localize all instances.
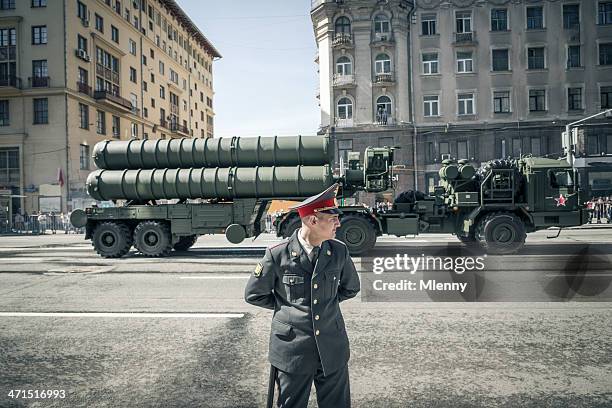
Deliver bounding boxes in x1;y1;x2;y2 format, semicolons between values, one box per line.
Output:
245;183;360;408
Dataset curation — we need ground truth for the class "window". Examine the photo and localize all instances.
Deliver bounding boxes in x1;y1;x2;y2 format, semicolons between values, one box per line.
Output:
599;2;612;25
492;49;509;71
159;61;164;75
601;86;612;109
526;6;543;29
32;0;47;7
512;138;522;157
77;35;87;52
0;100;8;126
32;60;48;86
456;51;473;73
375;53;391;74
150;49;154;59
31;26;47;44
599;43;612;65
151;98;155;108
423;95;439;117
337;97;352;119
439;142;450;156
528;47;545;69
567;45;581;68
336;56;352;75
159;85;165;99
457;141;468;159
374;14;390;33
456;11;472;33
33;98;48;124
493;91;510;113
376;96;392;122
79;144;89;170
112;115;120;138
529;89;546;111
421;14;436;35
95;14;104;32
491;9;507;31
568;88;582;110
129;39;136;55
458;93;475;115
143;81;147;91
95;47;120;95
335;16;351;34
96;110;106;134
131;123;138;138
111;25;119;43
127;67;136;83
170;69;178;84
337;139;353;163
563;4;580;29
78;67;88;86
79;103;89;129
142;55;147;66
422;53;438;74
0;0;14;10
77;1;87;20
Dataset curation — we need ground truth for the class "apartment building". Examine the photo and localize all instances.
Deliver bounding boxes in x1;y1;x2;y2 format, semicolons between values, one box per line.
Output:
311;0;415;203
311;0;612;199
0;0;220;218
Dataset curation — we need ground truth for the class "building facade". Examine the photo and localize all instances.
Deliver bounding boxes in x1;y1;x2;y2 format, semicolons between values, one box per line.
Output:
312;0;612;201
0;0;220;219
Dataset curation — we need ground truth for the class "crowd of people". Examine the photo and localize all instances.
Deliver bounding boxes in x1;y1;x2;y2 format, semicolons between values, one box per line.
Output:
586;197;612;224
6;212;82;234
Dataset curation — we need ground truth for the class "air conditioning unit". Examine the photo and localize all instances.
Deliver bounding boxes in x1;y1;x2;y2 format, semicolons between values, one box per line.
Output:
75;49;90;62
80;18;89;27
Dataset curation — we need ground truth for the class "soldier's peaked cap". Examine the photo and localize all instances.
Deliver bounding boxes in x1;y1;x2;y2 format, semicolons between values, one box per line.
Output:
291;183;342;218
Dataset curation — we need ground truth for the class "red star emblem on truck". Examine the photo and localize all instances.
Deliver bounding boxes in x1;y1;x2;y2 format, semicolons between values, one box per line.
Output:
555;194;567;207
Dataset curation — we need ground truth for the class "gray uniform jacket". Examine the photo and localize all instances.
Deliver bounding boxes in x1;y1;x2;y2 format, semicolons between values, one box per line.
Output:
244;230;360;375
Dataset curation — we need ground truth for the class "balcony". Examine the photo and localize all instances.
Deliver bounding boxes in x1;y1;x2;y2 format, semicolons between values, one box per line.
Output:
335;118;353;128
0;75;22;89
29;76;50;88
371;32;394;45
374;72;395;85
333;74;355;87
454;31;477;45
170;123;189;135
77;81;92;96
93;90;133;112
332;33;353;48
95;63;119;85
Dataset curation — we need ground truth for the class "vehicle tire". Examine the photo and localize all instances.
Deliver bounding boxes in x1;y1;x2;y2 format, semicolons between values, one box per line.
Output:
173;234;198;251
456;232;476;244
336;215;377;256
92;221;132;258
133;220;172;257
475;212;526;255
282;216;301;239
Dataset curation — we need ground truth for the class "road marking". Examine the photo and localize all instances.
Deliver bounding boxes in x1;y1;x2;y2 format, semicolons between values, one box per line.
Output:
179;275;250;279
545;273;612;277
0;312;245;318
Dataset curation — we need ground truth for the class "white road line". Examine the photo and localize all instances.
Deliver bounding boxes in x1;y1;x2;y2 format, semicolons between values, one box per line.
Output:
0;312;244;318
179;275;250;279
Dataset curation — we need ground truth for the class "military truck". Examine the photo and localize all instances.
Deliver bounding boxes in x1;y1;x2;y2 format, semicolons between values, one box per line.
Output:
274;154;589;255
73;135;588;258
70;136;393;258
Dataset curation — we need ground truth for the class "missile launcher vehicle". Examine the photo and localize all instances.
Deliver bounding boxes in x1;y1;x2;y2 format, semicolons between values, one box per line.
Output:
72;135;588;258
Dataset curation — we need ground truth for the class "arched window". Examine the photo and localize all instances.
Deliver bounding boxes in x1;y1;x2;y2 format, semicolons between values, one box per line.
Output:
374;14;390;33
375;53;391;74
376;96;392;115
337;97;353;119
335;16;351;34
336;56;352;75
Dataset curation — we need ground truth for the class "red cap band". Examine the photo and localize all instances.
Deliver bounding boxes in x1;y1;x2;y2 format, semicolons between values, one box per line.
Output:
297;198;336;218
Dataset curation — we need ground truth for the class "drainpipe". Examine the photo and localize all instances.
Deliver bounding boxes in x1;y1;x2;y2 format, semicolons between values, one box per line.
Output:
406;1;417;190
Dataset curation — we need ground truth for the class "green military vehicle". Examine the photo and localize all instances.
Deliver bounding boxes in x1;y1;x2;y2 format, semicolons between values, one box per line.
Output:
72;135;588;258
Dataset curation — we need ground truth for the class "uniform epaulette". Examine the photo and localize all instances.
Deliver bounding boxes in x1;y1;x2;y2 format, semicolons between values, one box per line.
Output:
268;240;288;250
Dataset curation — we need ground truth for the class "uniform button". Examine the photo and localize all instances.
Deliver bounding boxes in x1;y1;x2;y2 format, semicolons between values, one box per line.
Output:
315;315;320;320
313;283;318;289
313;299;318;304
315;330;320;336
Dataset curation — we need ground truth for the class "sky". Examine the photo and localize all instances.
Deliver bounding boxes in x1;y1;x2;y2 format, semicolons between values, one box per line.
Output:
176;0;320;138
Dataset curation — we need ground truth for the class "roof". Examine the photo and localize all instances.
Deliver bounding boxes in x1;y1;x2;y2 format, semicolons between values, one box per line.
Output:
523;157;571;169
160;0;222;59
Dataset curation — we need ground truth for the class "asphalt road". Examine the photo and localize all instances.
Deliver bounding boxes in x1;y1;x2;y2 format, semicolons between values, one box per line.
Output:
1;229;611;407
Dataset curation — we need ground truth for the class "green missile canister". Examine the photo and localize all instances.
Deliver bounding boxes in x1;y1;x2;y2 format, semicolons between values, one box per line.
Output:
86;165;334;201
92;136;332;170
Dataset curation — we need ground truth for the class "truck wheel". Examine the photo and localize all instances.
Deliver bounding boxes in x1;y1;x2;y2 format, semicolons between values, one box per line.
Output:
475;212;526;255
173;235;198;251
336;215;377;256
92;221;132;258
134;221;172;257
456;233;476;244
282;216;301;239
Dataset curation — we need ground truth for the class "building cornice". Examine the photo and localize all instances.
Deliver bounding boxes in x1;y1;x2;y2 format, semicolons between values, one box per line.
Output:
90;33;126;57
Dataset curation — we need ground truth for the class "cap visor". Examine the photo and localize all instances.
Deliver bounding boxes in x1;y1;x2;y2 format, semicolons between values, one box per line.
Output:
319;208;343;215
